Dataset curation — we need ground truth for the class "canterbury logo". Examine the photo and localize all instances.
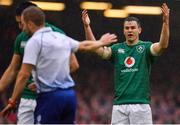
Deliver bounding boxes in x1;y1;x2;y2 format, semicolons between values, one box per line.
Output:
20;41;27;48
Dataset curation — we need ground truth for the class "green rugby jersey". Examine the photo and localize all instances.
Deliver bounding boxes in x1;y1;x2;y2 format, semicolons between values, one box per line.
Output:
110;40;156;105
14;23;65;99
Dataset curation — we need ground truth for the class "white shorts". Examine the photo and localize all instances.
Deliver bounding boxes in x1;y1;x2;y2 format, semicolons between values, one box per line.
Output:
111;104;152;124
17;98;37;124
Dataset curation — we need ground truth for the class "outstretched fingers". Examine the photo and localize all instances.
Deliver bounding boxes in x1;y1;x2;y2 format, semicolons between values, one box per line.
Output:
82;9;88;16
161;3;170;22
108;34;118;43
100;33;117;45
82;10;90;26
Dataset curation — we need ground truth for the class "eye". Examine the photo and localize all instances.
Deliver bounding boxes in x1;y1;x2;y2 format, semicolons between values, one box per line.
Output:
125;27;129;30
131;26;136;29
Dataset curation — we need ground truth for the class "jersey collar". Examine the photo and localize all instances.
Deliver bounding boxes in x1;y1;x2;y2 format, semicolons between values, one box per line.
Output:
34;27;52;36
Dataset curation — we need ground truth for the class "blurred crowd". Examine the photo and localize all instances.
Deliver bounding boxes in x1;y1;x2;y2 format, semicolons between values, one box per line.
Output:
0;18;179;124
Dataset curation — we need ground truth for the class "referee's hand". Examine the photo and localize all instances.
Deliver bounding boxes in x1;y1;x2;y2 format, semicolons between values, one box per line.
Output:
28;82;37;91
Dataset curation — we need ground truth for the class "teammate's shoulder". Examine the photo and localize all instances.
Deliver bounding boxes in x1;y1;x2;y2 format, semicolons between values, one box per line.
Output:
45;22;66;35
113;41;124;45
110;42;124;51
16;31;28;38
139;40;152;44
139;40;152;45
112;41;125;47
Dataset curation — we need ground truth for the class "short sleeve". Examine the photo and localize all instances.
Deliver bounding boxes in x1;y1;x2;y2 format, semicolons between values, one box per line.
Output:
145;41;157;64
14;34;23;55
23;38;41;65
65;36;80;52
146;42;153;56
110;43;119;63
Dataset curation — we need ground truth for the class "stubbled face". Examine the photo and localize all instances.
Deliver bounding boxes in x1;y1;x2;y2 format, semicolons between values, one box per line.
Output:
123;21;141;44
15;15;23;30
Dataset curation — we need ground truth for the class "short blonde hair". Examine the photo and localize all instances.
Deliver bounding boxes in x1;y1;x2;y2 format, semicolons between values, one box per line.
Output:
22;6;45;26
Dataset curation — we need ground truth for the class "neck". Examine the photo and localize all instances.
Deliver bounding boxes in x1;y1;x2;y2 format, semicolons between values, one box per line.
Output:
126;39;139;46
31;24;44;34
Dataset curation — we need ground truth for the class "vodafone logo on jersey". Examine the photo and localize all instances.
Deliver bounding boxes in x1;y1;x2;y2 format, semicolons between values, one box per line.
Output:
124;57;135;68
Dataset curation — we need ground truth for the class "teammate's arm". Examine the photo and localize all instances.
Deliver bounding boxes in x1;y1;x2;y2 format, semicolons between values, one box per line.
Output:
1;63;33;117
69;53;79;73
82;10;112;59
0;54;21;93
82;10;96;41
151;3;170;56
10;64;33;102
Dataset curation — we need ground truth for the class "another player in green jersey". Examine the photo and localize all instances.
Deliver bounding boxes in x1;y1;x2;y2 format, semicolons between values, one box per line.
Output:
0;1;79;124
82;3;170;124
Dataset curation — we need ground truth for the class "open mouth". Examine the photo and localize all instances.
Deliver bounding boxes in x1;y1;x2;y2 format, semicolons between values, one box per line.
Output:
128;34;133;37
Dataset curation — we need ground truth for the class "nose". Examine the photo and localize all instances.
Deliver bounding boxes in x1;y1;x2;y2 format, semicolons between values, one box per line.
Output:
128;28;132;32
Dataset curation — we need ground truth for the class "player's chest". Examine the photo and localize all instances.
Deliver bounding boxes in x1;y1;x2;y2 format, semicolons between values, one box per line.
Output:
115;45;146;66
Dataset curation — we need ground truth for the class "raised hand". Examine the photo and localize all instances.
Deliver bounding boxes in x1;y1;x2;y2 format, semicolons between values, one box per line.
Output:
99;33;117;46
82;10;90;27
161;3;170;24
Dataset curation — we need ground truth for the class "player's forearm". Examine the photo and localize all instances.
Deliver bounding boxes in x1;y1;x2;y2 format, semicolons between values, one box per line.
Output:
159;22;169;49
0;67;19;92
70;53;79;73
84;25;96;41
11;72;30;102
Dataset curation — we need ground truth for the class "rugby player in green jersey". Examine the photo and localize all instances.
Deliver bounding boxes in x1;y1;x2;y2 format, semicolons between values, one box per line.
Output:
0;1;79;124
82;3;170;124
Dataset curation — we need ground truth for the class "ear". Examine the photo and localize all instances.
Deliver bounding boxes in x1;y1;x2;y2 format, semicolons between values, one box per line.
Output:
27;21;36;31
27;21;33;27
